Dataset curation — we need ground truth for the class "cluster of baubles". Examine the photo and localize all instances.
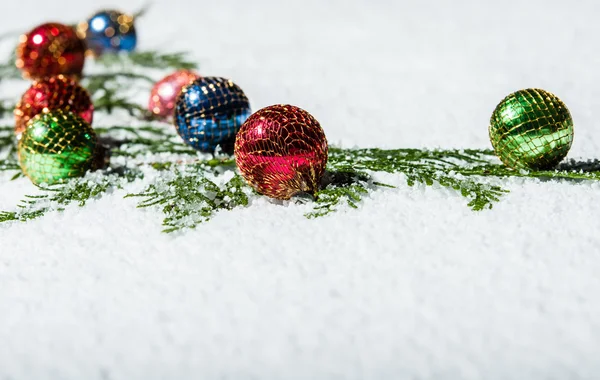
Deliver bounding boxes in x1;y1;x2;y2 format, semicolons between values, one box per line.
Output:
13;10;136;185
148;71;328;199
11;12;576;199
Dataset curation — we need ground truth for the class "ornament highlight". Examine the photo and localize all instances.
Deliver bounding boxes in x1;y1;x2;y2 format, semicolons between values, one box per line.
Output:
18;110;97;185
235;104;328;200
77;10;137;55
14;75;94;136
489;88;573;170
16;23;86;80
148;69;200;120
175;77;251;153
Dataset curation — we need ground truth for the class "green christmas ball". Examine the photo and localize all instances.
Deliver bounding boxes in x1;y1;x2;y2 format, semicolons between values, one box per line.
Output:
18;109;97;185
489;88;573;170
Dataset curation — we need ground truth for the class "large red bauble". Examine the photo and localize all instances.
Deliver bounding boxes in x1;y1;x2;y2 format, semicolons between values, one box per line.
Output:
14;75;94;135
235;104;328;200
148;69;200;120
16;23;86;80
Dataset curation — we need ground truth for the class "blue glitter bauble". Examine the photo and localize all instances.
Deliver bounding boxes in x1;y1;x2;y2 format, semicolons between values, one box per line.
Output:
77;10;137;55
174;77;251;153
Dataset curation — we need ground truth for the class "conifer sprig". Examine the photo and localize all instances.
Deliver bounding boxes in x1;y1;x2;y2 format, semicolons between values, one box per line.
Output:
95;125;198;157
126;165;249;233
96;51;197;71
0;173;136;223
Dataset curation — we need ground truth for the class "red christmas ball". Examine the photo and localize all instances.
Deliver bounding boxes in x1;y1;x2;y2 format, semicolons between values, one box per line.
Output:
16;23;86;80
235;105;328;200
148;69;200;120
14;75;94;135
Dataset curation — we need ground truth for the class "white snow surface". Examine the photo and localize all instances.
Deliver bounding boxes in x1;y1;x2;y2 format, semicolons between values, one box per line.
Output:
2;0;600;378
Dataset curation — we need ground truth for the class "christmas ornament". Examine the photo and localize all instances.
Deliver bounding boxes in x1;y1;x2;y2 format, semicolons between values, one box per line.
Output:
174;77;251;153
148;69;200;120
14;75;94;136
18;110;97;185
235;104;328;200
16;23;86;80
77;10;137;55
489;88;573;170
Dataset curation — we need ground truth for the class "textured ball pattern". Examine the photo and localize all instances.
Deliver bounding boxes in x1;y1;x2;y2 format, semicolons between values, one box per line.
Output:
235;105;328;200
175;77;251;153
77;10;137;55
148;70;200;120
16;23;86;80
14;75;94;136
489;88;573;170
18;110;97;185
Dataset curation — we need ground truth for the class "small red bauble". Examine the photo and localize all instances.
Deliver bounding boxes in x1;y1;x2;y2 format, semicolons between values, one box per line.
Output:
148;70;200;120
14;75;94;135
16;23;86;80
235;105;328;200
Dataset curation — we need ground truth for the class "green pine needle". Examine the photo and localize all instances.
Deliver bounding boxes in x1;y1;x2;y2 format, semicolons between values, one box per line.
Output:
96;50;197;70
95;125;198;157
126;166;249;233
0;173;137;224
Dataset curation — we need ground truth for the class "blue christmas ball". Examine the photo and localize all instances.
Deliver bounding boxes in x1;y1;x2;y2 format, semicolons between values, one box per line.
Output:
77;10;137;55
174;77;251;153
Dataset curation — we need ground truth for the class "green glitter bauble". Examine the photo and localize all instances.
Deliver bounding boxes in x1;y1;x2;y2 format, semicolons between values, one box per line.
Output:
18;109;97;185
489;88;574;170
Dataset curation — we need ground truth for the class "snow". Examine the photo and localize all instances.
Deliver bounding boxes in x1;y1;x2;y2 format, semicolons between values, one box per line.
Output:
2;0;600;378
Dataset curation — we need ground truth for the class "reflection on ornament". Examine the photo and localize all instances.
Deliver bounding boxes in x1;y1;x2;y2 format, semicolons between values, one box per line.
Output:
148;69;200;120
16;23;86;80
14;75;93;135
489;88;573;170
174;77;251;153
77;10;137;55
18;110;97;185
235;104;328;199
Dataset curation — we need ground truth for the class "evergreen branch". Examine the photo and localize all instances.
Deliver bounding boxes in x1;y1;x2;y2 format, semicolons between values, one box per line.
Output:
0;51;20;83
0;171;141;225
83;72;155;95
325;147;510;210
0;124;14;149
126;166;249;233
95;125;198;157
308;183;370;218
0;158;19;172
0;125;17;168
95;50;197;70
0;99;15;118
92;89;149;117
308;170;377;218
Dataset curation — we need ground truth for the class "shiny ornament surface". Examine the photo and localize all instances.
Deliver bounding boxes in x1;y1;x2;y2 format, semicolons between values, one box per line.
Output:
148;70;200;120
16;23;86;80
175;77;251;153
77;10;137;55
18;110;97;185
235;104;328;199
14;75;93;135
489;88;573;170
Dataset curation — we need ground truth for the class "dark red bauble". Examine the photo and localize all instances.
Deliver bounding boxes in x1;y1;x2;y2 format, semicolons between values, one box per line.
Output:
235;104;328;200
16;23;86;80
148;69;200;120
14;75;94;135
